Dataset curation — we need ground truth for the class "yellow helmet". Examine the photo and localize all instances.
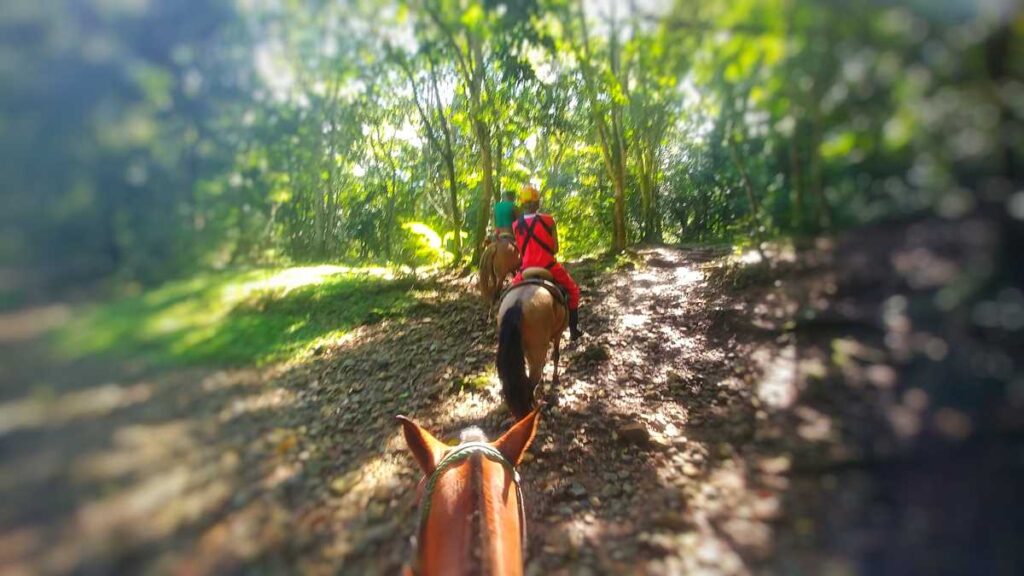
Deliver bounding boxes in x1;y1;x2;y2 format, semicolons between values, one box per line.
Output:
518;184;540;204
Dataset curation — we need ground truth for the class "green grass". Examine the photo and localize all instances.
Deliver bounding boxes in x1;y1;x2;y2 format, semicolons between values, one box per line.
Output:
53;265;421;367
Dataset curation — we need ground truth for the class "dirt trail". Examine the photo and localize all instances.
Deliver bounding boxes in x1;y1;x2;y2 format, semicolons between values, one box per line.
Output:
2;236;1021;575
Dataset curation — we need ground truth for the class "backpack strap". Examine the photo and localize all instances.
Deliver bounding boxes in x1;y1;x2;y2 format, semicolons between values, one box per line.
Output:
515;214;556;262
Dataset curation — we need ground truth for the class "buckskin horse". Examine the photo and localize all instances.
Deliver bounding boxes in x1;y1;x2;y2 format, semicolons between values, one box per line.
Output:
478;236;519;305
495;269;568;418
396;409;540;576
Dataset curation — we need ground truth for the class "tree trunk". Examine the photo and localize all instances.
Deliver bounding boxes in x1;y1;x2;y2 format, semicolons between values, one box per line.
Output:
472;118;495;261
985;23;1017;183
577;0;628;253
639;170;652;243
788;123;806;231
396;48;463;265
610;29;628;252
728;136;767;261
785;0;806;233
446;156;462;260
650;167;662;242
592;117;628;253
494;129;503;197
639;145;662;243
807;100;830;230
805;25;832;231
612;147;627;252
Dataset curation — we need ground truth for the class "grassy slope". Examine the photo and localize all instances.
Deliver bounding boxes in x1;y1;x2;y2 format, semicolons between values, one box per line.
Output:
52;265;420;367
50;249;642;369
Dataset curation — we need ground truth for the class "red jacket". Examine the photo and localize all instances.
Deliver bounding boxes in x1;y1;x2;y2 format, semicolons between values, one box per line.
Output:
513;213;557;269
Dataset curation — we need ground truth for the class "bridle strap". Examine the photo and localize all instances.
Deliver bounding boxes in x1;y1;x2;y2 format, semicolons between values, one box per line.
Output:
410;442;527;575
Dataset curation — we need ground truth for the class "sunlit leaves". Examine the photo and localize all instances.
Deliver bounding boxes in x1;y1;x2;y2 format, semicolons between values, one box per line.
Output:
401;221;453;266
6;0;1012;285
461;3;485;29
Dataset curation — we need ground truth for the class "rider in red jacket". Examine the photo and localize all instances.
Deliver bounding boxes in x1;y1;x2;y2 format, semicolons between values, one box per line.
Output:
512;184;582;341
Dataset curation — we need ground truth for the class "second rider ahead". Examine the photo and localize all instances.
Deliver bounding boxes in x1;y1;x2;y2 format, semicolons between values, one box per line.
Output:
510;184;583;342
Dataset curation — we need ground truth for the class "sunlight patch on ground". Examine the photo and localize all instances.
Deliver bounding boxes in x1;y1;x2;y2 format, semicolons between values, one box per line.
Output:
217;387;295;423
458;369;498;391
284;324;375;366
326;448;411;544
620;313;650;329
232;264;392;297
795;406;834;441
643;457;772;574
200;369;265;393
32;442;240;575
738;249;764;265
0;304;71;343
630;270;662;284
147;266;382;337
431;387;502;433
54;263;418;366
753;345;799;410
182;497;292;572
72;421;196;482
654;326;697;354
674;266;704;284
733;242;797;267
0;382;153;436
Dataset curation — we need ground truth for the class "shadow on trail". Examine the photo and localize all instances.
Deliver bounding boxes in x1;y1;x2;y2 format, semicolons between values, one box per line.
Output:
510;232;1021;575
693;217;1024;574
0;279;502;575
4;225;1019;575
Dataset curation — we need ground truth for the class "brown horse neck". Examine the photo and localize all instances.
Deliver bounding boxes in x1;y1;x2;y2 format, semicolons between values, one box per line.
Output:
417;454;523;576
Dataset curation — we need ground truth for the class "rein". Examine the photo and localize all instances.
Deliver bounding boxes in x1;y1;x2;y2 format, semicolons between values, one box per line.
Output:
409;442;527;575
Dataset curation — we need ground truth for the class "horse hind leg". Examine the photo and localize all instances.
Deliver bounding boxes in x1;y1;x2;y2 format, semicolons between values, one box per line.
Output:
478;246;496;300
526;345;547;407
552;338;561;388
491;272;503;307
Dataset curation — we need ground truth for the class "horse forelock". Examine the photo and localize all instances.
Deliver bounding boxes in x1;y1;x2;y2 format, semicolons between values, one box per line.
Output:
459;427;488;443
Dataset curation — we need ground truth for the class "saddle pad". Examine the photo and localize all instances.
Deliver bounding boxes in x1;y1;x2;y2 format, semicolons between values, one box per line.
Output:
521;267;554;281
499;278;568;310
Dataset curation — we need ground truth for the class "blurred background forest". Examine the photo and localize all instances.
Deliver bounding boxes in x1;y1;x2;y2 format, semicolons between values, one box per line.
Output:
1;0;1019;301
2;2;1023;574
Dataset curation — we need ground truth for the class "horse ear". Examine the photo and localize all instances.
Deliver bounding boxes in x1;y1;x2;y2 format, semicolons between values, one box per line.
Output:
396;415;447;475
493;408;541;466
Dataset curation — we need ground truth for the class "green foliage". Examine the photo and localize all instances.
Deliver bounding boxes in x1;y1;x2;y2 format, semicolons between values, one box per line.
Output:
1;0;1018;295
398;221;455;270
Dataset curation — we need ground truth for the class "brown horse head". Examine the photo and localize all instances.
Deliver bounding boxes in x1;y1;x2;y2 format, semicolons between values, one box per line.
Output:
397;409;541;576
478;238;520;304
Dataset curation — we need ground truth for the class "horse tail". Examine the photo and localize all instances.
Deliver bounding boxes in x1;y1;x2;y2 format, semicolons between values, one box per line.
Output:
497;301;532;418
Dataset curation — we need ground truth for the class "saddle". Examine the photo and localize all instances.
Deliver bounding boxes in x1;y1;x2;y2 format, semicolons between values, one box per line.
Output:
499;267;568;310
486;233;517;251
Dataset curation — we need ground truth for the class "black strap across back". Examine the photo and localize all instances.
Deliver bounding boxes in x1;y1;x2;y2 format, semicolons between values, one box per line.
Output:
516;214;556;269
